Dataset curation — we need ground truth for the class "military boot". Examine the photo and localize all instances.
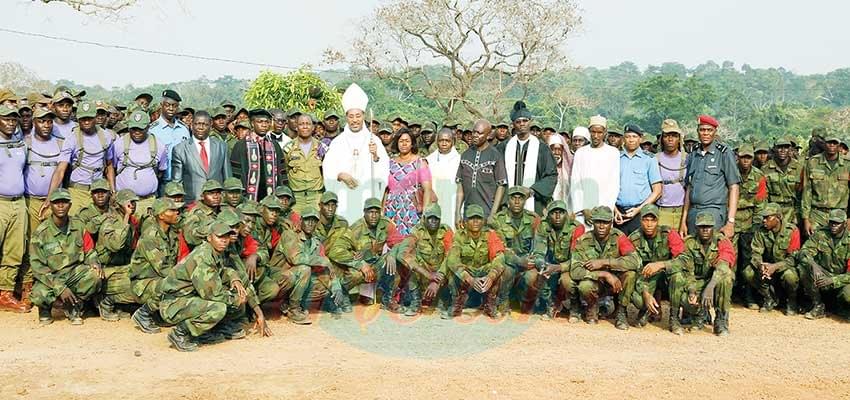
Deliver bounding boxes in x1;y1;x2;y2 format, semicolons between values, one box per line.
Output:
131;304;161;334
567;298;581;323
690;309;706;332
97;295;120;322
759;289;776;313
220;320;246;340
614;304;629;330
404;289;422;317
585;299;599;324
38;306;53;325
168;323;198;352
0;290;28;313
483;289;500;319
64;302;83;325
195;330;226;345
20;282;33;312
744;286;759;310
288;307;312;325
447;288;468;319
784;292;798;316
338;293;353;313
669;313;684;336
805;302;826;320
635;307;650;328
714;310;729;337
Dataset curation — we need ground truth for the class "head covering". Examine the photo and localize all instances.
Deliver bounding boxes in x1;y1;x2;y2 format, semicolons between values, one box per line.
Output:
510;101;532;122
114;189;139;206
223;177;244;192
90;179;111;193
127;110;150;130
260;195;283;210
363;197;381;210
320;191;338;204
465;204;486;219
759;203;781;218
161;89;182;102
591;206;614;222
828;209;847;223
210;222;235;237
695;212;716;227
640;205;660;218
76;100;97;119
152;198;180;216
548;200;568;212
507;186;529;198
589;115;607;129
164;181;186;197
237;200;262;216
737;144;755;157
572;126;590;141
423;204;442;219
301;207;320;220
201;179;223;193
697;115;719;128
49;188;72;202
341;83;368;113
623;124;643;136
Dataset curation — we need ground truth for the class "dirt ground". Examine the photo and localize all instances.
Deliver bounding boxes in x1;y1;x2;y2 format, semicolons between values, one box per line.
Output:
2;303;849;400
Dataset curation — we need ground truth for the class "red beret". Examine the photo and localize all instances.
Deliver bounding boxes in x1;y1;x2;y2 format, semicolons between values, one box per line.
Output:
698;114;718;128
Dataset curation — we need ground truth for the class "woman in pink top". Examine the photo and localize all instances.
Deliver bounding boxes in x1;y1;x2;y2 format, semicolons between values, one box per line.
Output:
384;129;433;236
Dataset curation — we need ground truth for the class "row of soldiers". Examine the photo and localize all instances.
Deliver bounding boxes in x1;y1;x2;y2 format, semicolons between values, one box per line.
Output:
28;169;849;351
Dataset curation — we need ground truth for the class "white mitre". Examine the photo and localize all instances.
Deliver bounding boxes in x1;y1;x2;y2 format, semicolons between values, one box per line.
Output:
341;83;368;113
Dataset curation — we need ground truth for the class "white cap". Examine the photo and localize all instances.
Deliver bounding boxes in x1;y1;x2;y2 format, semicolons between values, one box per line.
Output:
547;133;566;147
589;115;607;129
341;83;368;113
572;126;590;140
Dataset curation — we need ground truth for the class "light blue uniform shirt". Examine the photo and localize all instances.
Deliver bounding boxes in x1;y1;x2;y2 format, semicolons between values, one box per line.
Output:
147;115;190;181
617;149;661;207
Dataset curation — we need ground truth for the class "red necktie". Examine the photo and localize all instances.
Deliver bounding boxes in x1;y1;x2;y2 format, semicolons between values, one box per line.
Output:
199;140;209;173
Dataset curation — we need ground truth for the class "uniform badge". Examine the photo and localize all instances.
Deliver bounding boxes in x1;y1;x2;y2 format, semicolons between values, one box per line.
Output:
82;103;90;112
134;113;142;122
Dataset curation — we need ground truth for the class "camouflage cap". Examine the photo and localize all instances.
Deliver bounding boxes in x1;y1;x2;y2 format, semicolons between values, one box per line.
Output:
0;88;15;103
259;195;283;210
300;206;320;220
320;191;338;204
223;177;244;192
135;92;153;102
759;203;781;218
127;110;151;130
590;206;614;222
32;107;55;119
507;186;529;198
274;185;294;199
378;126;392;134
49;188;72;202
235;120;252;130
219;99;236;108
151;198;180;216
201;179;223;193
465;204;486;219
76;100;97;119
423;203;442;219
237;200;262;216
828;209;847;223
94;100;109;112
90;178;111;193
286;107;302;118
210;221;235;237
0;104;19;117
52;91;75;105
695;211;716;227
754;140;770;153
363;197;382;210
217;208;242;227
113;122;129;134
115;189;139;205
547;200;568;212
640;204;660;218
210;106;227;118
737;144;755;157
825;133;841;143
163;181;186;197
774;136;793;147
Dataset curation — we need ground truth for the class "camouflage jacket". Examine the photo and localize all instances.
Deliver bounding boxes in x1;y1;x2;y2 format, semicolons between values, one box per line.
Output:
30;217;98;295
750;220;801;274
160;241;238;305
129;221;180;280
445;227;506;280
393;222;453;278
315;215;348;250
269;230;332;273
763;158;803;205
74;203;109;238
533;219;585;273
95;210;138;266
663;232;735;281
490;209;541;268
735;167;768;232
799;228;850;285
182;202;218;248
802;154;850;220
327;217;401;270
569;228;641;282
628;226;685;268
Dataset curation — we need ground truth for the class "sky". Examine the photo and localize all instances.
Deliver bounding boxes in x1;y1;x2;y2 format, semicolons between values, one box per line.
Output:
2;0;848;87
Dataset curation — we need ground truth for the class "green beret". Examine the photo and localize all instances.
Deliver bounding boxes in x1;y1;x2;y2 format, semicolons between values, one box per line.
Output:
164;181;186;197
465;204;486;219
300;207;320;220
590;206;614;222
151;198;180;216
90;178;111;193
363;197;381;210
237;200;261;216
423;203;442;219
76;100;97;119
49;188;72;202
217;209;242;227
274;186;294;199
210;221;235;237
759;203;781;218
201;179;223;193
547;200;568;212
0;104;19;117
640;204;660;218
507;186;528;198
115;189;140;205
828;209;847;223
695;212;716;227
320;191;338;204
127;110;151;130
259;195;282;210
223;177;243;192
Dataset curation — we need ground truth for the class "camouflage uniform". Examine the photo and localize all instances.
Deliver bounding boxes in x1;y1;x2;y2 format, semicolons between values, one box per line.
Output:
267;225;334;316
29;190;101;323
733;146;767;272
569;206;641;326
72;179;111;238
744;203;802;314
762;139;804;225
326;199;402;311
531;200;585;319
798;209;850;320
391;205;453;315
444;204;507;317
801;137;850;232
315;193;349;250
490;187;542;313
662;213;736;335
182;200;220;249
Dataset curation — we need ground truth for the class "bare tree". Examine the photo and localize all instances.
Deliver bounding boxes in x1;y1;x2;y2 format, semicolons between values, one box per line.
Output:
35;0;137;16
0;62;51;93
330;0;581;121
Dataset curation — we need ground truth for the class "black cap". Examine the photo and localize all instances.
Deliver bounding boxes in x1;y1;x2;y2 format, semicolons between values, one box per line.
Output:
623;124;644;135
249;108;272;119
161;89;182;102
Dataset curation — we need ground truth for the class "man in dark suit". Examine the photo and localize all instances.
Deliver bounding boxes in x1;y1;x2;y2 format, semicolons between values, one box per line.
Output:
230;109;285;201
171;110;231;204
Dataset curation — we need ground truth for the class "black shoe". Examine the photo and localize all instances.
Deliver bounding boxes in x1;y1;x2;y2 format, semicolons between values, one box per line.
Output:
64;303;83;326
714;310;730;337
97;295;120;322
219;320;246;340
784;296;798;316
38;306;53;326
636;308;649;327
131;304;161;334
195;330;226;345
614;307;629;330
168;323;198;352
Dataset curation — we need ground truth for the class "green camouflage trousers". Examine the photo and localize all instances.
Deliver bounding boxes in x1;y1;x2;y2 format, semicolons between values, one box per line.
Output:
741;264;799;300
258;264;312;308
577;271;636;308
499;266;541;309
30;264;101;308
103;265;139;305
160;296;227;337
131;277;162;310
674;264;734;315
800;263;850;307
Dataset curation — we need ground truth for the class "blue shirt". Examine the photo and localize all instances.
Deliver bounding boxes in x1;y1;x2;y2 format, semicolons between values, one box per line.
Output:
147;116;190;181
617;149;661;207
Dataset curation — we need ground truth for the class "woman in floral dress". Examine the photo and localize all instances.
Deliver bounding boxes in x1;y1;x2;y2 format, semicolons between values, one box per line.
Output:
384;129;433;236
